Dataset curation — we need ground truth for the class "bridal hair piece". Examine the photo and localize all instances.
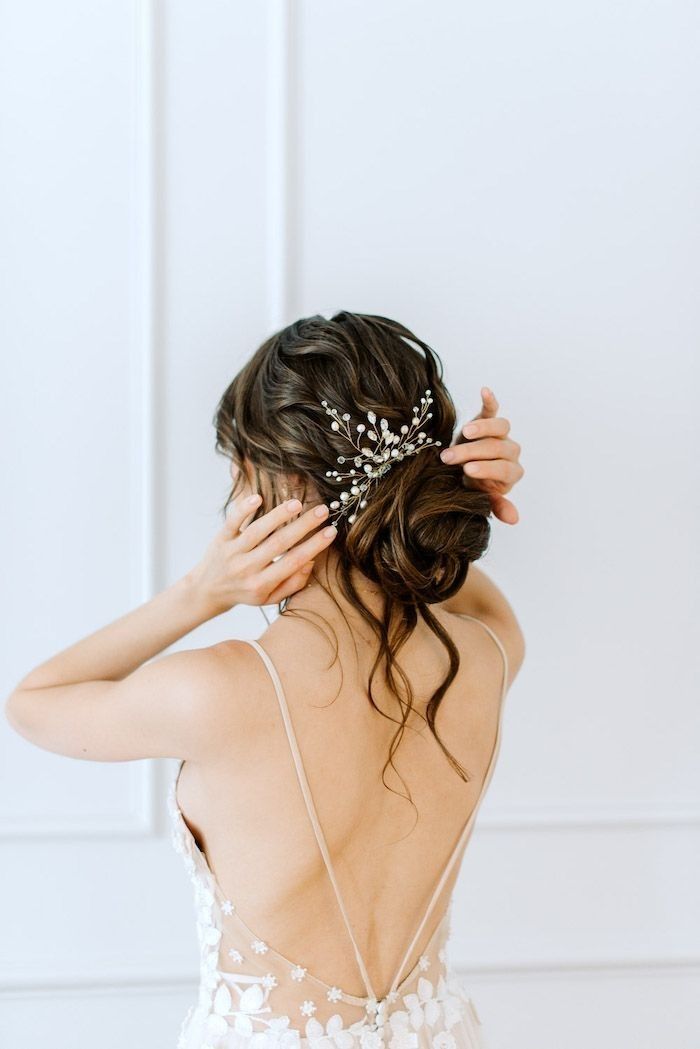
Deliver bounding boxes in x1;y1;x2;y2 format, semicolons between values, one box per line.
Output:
321;388;442;525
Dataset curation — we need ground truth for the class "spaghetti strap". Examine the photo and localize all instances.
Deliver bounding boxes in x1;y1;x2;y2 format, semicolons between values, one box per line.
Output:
386;612;509;995
245;618;509;1004
245;638;378;1002
451;613;510;696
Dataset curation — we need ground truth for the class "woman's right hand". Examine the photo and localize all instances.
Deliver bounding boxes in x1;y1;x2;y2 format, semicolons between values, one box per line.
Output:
185;494;338;615
439;387;524;525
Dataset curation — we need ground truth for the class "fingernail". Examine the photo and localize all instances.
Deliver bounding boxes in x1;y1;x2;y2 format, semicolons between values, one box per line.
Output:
314;504;329;518
440;449;455;463
247;494;261;505
465;462;480;474
463;423;478;437
323;525;337;538
286;499;302;511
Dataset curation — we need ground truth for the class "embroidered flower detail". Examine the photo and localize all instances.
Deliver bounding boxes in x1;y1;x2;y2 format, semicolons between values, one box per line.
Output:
201;924;222;947
437;974;466;1029
262;973;278;989
221;899;234;915
388;1011;419;1049
264;1015;299;1049
386;990;400;1004
201;951;219;993
204;983;236;1040
365;997;379;1015
234;983;272;1036
251;939;269;955
269;1015;293;1032
290;964;307;982
206;981;272;1039
300;999;317;1017
432;1033;457;1049
195;883;215;908
359;1030;384;1049
228;949;244;963
306;1013;356;1049
326;986;343;1002
418;955;431;972
403;977;441;1029
437;948;447;964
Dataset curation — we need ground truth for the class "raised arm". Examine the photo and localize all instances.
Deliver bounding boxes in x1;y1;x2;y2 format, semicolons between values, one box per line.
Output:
436;387;526;681
438;563;526;686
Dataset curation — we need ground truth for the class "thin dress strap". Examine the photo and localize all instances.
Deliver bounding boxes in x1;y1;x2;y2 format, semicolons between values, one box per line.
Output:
246;615;509;1003
385;612;510;996
245;638;378;1002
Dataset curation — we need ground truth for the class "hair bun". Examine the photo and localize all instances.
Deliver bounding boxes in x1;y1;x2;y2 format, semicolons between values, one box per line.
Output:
347;454;492;605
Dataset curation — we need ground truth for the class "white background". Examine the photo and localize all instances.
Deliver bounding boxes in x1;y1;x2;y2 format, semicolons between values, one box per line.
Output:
1;2;698;1047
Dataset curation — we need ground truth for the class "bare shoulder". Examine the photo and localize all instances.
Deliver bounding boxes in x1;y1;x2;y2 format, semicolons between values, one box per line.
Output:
3;640;269;765
441;606;526;692
166;638;259;686
191;637;266;723
148;639;265;761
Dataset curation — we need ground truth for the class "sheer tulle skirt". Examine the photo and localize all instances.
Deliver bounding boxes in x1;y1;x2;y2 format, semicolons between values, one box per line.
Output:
176;978;486;1049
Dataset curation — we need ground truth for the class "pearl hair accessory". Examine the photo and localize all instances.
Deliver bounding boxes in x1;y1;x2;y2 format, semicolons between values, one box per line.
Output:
320;388;442;526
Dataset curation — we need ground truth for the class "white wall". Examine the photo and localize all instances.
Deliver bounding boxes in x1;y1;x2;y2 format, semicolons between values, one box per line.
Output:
1;2;698;1048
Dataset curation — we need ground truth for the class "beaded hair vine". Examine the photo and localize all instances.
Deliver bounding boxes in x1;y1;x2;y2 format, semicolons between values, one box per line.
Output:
320;388;442;525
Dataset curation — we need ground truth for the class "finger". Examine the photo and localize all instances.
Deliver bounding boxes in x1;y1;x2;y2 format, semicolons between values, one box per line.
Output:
246;503;332;568
463;458;524;484
266;562;316;604
489;494;520;525
458;416;511;442
480;387;499;416
459;387;500;435
222;492;263;537
257;523;338;592
235;497;307;553
441;436;520;466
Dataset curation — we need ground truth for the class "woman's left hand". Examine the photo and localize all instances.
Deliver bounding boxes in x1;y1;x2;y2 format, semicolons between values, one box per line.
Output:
439;387;524;525
186;494;338;614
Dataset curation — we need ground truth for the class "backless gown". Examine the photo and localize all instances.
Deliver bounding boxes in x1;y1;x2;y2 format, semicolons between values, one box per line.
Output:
168;614;509;1049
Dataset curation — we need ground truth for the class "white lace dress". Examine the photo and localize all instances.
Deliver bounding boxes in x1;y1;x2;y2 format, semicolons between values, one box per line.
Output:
168;617;509;1049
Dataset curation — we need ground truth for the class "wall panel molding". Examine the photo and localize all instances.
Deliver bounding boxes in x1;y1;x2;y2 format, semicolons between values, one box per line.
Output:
265;0;296;330
458;956;700;983
8;788;692;838
477;800;700;831
0;760;157;838
2;956;698;999
0;0;164;843
131;0;160;608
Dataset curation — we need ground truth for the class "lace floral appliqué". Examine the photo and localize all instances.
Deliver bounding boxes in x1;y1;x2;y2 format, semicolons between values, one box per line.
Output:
168;775;484;1049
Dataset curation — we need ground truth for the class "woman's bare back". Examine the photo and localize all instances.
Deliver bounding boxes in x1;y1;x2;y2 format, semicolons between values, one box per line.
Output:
174;603;510;1004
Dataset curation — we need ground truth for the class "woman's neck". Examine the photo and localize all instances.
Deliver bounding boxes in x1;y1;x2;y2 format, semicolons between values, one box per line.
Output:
285;547;388;624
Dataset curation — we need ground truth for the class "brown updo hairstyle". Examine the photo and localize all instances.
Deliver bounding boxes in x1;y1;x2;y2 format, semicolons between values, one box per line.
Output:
214;311;493;803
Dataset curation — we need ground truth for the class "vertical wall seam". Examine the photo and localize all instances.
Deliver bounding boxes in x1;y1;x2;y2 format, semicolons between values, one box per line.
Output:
266;0;296;330
133;0;162;834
